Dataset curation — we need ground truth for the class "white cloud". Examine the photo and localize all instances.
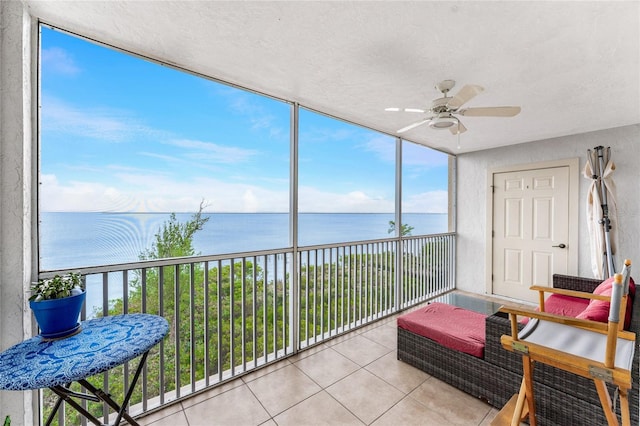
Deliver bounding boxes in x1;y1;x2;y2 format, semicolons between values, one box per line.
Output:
221;89;288;139
39;172;290;213
242;189;260;212
39;174;127;212
168;138;258;163
360;135;395;163
41;47;81;76
403;190;449;214
298;186;394;213
299;126;355;143
402;141;450;167
41;169;448;214
41;96;159;143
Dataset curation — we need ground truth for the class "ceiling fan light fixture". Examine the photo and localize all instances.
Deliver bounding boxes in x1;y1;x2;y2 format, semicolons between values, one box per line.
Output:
429;114;458;129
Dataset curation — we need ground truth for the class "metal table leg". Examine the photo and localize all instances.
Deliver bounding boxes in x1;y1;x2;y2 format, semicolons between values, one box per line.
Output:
46;351;149;426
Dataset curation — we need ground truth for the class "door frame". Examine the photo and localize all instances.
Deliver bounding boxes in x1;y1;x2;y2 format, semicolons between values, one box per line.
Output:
485;158;580;296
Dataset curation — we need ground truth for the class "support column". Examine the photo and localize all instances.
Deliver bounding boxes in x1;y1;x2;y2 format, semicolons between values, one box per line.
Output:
0;1;37;424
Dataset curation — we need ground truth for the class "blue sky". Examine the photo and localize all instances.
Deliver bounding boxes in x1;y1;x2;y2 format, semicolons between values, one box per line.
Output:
40;26;449;214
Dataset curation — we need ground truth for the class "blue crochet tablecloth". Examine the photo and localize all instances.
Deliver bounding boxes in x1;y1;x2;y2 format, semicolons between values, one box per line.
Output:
0;313;169;391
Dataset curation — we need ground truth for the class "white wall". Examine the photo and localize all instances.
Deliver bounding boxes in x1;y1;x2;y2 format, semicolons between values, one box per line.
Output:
0;1;37;424
456;124;640;294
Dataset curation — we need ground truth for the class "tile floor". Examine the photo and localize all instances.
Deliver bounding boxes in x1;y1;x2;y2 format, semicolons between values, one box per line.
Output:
135;293;511;426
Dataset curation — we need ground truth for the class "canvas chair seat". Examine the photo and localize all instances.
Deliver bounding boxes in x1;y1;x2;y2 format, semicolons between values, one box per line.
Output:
519;318;635;371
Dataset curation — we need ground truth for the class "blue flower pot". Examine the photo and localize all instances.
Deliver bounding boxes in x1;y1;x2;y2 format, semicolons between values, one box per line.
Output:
29;291;86;339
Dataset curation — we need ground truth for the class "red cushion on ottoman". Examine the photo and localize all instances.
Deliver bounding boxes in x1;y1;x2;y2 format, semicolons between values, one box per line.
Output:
397;302;486;358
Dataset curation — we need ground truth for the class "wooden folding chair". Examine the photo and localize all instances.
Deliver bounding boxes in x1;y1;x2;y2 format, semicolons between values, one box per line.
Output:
499;261;634;426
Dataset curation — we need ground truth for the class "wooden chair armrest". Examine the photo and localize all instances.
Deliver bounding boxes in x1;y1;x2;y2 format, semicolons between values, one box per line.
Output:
498;305;635;341
500;305;607;330
529;285;609;301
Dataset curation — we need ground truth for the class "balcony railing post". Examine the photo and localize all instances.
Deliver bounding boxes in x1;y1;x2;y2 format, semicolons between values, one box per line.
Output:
395;239;402;309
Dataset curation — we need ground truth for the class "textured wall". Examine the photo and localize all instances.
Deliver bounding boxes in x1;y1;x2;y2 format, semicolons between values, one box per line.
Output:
456;124;640;294
0;1;36;424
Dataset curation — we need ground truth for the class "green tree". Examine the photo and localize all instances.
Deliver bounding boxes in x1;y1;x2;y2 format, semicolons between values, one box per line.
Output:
140;202;210;260
387;220;414;236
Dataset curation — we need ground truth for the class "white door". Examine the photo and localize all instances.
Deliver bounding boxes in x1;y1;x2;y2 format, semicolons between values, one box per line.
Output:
492;166;570;302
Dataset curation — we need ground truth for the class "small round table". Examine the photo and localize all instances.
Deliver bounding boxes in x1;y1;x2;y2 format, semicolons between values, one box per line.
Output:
0;313;169;426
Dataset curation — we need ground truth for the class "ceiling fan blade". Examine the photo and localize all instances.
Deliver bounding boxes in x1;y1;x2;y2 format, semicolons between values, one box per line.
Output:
446;84;484;109
458;106;521;117
397;119;430;133
449;120;467;135
385;107;426;113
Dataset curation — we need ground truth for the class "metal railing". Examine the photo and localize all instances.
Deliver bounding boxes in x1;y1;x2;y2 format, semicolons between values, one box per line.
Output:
41;233;455;425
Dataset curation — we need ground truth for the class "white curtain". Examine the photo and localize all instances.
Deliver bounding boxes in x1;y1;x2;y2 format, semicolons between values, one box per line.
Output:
584;158;617;279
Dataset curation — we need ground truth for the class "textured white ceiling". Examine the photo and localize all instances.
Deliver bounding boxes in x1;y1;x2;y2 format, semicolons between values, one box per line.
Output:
25;1;640;154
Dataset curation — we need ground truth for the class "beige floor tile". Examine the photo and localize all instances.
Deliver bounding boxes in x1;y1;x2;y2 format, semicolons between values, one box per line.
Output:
331;334;392;366
409;377;493;425
360;324;397;349
326;369;404;425
137;409;190;426
183;384;270;426
180;378;244;409
324;330;359;346
382;317;399;328
288;342;329;362
355;321;382;335
365;352;430;394
370;395;455;426
293;346;360;388
246;363;322;416
241;358;292;383
136;403;186;426
273;390;365;426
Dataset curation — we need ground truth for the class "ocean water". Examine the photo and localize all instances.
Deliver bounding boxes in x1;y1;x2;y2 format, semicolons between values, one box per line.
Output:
39;212;447;317
39;212;448;271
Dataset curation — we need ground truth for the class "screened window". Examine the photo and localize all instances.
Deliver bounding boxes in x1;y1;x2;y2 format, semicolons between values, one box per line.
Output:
39;26;290;270
401;140;450;236
298;109;396;245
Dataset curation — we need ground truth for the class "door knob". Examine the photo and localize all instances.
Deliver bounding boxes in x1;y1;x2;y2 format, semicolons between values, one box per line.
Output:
552;243;566;249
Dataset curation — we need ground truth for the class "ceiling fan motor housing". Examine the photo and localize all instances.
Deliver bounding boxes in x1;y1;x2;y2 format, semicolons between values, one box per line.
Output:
431;97;452;114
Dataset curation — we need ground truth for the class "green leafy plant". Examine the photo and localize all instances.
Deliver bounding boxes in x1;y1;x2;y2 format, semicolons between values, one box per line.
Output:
29;272;84;301
387;220;414;236
4;415;10;426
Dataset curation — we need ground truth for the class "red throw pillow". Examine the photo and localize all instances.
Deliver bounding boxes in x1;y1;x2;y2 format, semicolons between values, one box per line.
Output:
592;276;636;298
576;277;635;329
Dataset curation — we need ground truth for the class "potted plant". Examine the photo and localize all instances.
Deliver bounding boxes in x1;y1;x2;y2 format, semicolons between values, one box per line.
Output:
29;272;86;339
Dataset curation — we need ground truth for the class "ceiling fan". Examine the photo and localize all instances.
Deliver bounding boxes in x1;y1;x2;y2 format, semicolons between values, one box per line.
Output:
385;80;521;135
